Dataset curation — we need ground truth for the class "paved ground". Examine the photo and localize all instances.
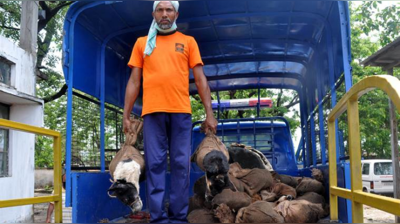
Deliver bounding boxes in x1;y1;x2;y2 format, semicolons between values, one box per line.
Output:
363;205;395;223
33;191;72;223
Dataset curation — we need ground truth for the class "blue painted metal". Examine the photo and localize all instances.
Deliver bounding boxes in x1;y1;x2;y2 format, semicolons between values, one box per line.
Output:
325;24;341;165
64;8;74;209
338;130;346;160
317;72;327;165
295;137;303;165
64;1;105;207
344;162;353;223
100;50;106;172
338;1;352;92
71;172;142;223
310;116;317;167
63;1;346;113
299;90;307;168
257;87;261;117
216;91;221;120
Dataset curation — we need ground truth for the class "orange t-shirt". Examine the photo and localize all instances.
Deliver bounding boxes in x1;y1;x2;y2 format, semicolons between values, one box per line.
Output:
128;31;204;117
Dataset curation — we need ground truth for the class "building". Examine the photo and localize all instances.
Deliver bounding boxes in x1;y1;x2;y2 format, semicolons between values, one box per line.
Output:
0;34;44;222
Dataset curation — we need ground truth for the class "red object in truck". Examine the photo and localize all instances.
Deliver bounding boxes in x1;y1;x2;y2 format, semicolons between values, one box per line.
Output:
129;211;150;220
249;98;272;107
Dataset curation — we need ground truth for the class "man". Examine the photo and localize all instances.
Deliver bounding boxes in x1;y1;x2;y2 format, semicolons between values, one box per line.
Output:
123;1;217;223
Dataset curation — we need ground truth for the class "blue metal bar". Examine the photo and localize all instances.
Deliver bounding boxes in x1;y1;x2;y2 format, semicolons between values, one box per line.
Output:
236;120;240;143
253;120;257;149
65;1;108;207
271;119;275;169
257;87;261;117
325;18;341;164
64;1;105;207
317;67;327;165
310;115;317;167
338;1;352;92
193;117;291;128
299;89;307;168
295;138;303;164
190;72;305;84
216;91;220;120
221;122;224;142
65;69;73;207
302;87;310;168
100;49;106;172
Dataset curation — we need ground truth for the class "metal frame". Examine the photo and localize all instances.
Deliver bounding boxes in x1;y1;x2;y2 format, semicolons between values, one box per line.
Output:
64;1;355;221
298;1;352;169
0;119;62;223
328;75;400;223
65;1;106;207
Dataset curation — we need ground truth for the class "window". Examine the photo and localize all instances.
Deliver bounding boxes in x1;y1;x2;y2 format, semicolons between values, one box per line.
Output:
362;163;370;175
0;57;12;85
374;162;393;175
0;103;10;177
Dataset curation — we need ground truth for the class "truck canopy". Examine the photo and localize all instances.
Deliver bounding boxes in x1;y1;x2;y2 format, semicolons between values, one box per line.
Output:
63;1;351;117
62;1;353;222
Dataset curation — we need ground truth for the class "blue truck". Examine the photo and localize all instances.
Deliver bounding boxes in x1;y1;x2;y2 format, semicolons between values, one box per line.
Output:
61;1;400;223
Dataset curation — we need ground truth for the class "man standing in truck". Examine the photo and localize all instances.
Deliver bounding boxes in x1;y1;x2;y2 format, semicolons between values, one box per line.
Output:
123;1;217;223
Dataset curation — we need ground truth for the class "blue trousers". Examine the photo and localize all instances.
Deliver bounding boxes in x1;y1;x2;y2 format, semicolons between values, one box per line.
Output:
143;113;192;223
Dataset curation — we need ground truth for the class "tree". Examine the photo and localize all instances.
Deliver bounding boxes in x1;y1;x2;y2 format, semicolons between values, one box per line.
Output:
341;1;400;159
1;1;73;168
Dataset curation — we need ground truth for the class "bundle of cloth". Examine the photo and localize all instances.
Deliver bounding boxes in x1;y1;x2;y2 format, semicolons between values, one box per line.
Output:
188;142;329;223
108;118;145;214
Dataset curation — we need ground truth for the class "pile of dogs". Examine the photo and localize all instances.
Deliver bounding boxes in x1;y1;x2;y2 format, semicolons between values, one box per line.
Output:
188;132;329;223
107;120;329;223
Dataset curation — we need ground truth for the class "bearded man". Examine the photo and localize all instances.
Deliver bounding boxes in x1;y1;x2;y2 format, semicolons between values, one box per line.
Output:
123;1;217;223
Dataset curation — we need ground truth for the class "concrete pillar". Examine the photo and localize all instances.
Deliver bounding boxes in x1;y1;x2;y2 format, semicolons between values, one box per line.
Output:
387;68;400;223
19;1;38;58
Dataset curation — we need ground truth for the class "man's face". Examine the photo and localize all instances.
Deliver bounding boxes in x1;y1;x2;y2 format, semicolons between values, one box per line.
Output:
152;1;179;30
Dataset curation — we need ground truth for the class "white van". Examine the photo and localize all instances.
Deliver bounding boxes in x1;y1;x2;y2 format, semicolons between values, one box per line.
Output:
361;159;395;194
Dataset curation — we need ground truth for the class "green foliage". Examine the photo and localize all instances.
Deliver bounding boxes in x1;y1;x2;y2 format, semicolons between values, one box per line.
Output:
344;2;400;159
1;1;72;168
35;136;55;168
0;1;21;42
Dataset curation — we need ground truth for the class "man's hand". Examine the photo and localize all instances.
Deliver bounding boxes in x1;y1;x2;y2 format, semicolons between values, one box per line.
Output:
123;117;131;134
204;115;218;134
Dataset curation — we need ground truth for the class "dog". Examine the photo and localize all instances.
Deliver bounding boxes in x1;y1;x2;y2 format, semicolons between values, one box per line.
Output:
228;144;273;170
203;150;235;201
108;119;144;213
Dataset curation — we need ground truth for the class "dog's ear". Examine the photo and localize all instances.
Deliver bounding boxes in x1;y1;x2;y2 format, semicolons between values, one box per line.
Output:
108;182;129;193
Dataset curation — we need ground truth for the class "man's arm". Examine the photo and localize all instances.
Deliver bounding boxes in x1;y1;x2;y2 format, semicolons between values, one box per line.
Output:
123;67;142;133
193;65;218;134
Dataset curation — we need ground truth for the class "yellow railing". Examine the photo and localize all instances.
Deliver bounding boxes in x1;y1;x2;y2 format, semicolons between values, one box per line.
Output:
0;119;62;223
328;75;400;223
